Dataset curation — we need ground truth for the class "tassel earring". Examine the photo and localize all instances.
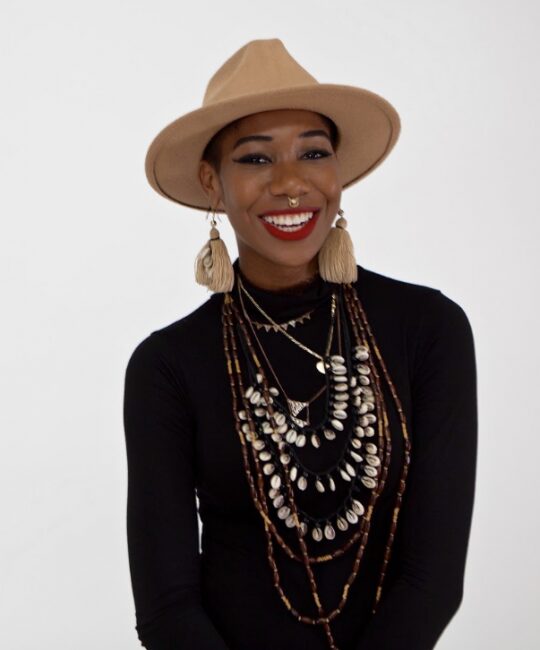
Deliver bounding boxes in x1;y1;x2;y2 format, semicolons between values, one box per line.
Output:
194;207;234;293
318;208;358;284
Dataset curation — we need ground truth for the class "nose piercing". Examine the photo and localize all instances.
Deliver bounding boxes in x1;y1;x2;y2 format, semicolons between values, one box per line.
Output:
288;196;300;208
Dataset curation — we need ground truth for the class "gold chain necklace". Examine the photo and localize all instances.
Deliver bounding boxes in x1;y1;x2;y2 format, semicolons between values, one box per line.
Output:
237;285;342;426
237;274;337;375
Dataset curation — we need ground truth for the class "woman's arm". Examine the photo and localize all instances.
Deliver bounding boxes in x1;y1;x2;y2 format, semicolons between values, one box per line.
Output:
356;290;478;649
123;332;230;649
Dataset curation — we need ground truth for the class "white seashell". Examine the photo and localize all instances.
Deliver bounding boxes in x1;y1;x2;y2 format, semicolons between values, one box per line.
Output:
358;402;369;414
354;426;365;438
249;390;261;404
253;439;265;450
351;438;362;449
353;396;362;406
333;410;347;420
336;516;349;531
278;506;290;520
334;392;349;401
238;410;247;420
349;450;363;462
271;474;281;489
269;487;280;498
312;526;323;542
244;386;254;399
364;466;378;477
271;433;281;443
290;466;298;481
357;364;370;375
254;407;266;417
340;468;352;481
361;476;377;489
366;454;381;467
285;429;297;444
346;509;359;524
324;524;336;540
365;443;377;454
315;479;325;493
323;429;336;440
350;376;357;387
262;421;273;434
259;451;272;461
295;434;307;447
345;462;356;477
269;386;279;395
328;476;336;492
354;345;369;360
334;383;348;392
364;426;376;437
299;521;308;537
331;354;345;364
331;419;344;431
311;434;320;448
365;401;375;412
351;499;365;516
274;412;286;426
280;453;291;465
241;423;251;434
297;476;308;491
263;463;275;475
333;367;347;375
352;386;362;395
256;373;263;383
285;515;296;528
359;375;370;385
273;495;284;508
277;423;288;434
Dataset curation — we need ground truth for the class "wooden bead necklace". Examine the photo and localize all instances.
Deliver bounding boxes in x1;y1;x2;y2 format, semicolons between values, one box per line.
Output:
221;278;411;650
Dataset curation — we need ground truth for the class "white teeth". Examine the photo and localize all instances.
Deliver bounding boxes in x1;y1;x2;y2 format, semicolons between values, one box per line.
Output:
261;211;314;228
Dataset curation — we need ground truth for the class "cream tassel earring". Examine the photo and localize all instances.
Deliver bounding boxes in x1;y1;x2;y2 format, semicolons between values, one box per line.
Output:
194;207;234;293
318;208;358;284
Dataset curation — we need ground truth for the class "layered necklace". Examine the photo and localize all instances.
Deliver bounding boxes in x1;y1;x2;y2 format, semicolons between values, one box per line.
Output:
221;271;411;650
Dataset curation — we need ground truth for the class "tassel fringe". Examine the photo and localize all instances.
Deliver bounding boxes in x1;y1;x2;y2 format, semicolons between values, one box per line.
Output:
194;226;235;293
318;215;358;284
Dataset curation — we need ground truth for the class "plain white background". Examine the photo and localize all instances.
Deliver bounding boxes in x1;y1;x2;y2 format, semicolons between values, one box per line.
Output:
1;0;539;648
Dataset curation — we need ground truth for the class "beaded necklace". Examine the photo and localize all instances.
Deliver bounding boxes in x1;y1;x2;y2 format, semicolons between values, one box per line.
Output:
221;275;411;650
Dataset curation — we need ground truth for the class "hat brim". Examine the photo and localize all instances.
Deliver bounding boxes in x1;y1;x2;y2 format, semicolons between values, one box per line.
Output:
145;83;401;212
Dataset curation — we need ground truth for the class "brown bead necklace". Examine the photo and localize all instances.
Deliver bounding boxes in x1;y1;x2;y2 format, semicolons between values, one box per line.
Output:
221;278;412;650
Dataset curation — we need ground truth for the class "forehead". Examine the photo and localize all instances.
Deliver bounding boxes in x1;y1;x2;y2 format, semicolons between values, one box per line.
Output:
221;109;329;142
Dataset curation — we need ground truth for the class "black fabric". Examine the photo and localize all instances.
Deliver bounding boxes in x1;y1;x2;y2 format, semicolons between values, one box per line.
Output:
123;257;477;650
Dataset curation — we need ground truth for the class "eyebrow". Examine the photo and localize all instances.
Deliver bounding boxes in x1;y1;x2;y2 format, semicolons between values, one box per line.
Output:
232;129;332;151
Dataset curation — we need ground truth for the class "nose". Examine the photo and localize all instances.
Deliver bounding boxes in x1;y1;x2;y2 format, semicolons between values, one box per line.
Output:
268;161;310;199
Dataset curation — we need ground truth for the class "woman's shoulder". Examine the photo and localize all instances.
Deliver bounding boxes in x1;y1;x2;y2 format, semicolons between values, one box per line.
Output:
355;263;474;344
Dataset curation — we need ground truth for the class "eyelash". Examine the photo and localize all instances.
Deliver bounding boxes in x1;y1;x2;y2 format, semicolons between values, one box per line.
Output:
234;149;332;164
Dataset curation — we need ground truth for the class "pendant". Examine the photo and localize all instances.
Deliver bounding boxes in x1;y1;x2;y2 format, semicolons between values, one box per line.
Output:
288;398;309;427
316;359;326;374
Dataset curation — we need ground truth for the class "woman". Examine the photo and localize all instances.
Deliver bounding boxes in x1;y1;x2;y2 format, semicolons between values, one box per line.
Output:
123;39;477;650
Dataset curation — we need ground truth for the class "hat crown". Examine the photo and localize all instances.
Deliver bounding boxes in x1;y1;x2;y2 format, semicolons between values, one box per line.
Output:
203;39;318;106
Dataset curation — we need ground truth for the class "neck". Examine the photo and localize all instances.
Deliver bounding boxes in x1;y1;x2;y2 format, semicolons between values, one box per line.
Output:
237;249;320;293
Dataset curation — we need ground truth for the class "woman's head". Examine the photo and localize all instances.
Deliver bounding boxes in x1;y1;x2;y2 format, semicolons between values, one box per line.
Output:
198;108;342;277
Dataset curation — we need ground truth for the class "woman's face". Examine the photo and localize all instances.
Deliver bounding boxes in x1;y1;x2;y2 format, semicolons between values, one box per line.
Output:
198;109;342;275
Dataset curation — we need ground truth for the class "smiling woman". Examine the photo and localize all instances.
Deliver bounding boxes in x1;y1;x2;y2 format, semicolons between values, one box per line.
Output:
124;39;478;650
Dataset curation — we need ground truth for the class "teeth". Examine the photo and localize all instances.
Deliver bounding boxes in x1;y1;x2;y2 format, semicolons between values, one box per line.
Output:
261;211;314;226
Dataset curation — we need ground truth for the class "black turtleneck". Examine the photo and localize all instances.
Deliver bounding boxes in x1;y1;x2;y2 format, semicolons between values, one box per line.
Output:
123;258;477;650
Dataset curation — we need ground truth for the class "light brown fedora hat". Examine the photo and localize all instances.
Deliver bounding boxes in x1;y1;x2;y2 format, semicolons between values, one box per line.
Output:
145;38;401;213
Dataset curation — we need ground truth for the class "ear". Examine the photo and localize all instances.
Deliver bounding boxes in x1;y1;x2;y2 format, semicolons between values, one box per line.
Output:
198;160;225;211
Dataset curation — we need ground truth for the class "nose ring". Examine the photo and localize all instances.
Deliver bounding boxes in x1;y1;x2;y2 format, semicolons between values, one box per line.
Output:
288;196;300;208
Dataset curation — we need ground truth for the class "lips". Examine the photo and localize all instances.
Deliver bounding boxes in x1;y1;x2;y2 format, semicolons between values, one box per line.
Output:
258;208;320;241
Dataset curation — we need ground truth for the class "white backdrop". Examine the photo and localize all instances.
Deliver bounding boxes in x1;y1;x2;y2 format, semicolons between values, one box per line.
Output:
1;1;539;648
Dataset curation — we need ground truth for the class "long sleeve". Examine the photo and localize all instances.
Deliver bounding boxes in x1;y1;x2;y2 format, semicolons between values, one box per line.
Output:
356;290;478;649
123;332;230;650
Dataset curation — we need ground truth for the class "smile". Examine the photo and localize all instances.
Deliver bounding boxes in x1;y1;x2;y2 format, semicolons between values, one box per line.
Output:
258;209;320;241
260;211;315;231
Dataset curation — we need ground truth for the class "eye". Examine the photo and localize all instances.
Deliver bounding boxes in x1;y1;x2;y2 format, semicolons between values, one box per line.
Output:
233;153;271;164
302;149;332;160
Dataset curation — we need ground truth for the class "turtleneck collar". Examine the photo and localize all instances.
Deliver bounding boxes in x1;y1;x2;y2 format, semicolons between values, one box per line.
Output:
231;257;338;322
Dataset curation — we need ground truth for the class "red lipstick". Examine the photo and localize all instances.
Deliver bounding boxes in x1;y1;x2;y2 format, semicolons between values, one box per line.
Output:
258;208;320;241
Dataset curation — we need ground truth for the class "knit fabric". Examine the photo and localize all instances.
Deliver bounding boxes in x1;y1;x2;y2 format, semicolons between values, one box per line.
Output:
123;257;477;650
